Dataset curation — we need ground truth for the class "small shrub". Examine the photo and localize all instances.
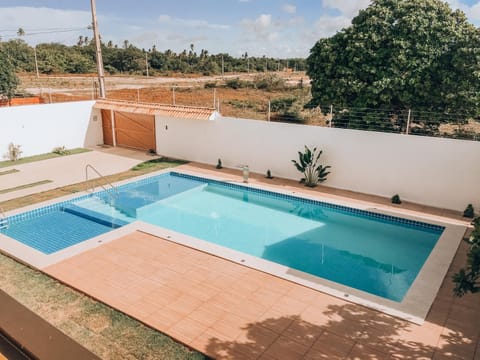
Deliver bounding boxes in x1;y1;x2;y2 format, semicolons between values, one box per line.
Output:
204;81;217;89
463;204;475;218
227;99;256;109
216;158;223;169
253;74;286;91
6;143;22;161
453;216;480;296
225;78;251;89
270;97;296;112
391;194;402;204
52;146;70;156
266;169;274;179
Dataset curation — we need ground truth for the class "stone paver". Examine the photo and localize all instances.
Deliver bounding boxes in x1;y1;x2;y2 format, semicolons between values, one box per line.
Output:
45;230;480;359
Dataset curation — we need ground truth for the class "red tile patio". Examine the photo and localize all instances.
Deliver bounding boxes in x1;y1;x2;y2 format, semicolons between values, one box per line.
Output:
45;230;480;359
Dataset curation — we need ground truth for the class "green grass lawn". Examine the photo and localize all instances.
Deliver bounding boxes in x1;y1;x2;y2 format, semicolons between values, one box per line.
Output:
0;148;91;168
0;157;205;359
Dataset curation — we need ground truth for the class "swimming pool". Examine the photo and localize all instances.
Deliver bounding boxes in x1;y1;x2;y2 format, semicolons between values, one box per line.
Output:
1;172;443;303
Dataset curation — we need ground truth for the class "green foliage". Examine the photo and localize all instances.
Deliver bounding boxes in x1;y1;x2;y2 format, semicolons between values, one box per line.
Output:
204;81;217;89
391;194;402;204
0;38;305;77
216;158;223;169
453;217;480;296
227;99;256;109
307;0;480;129
52;146;70;156
253;74;286;91
464;204;475;218
292;146;331;187
0;45;20;100
270;97;305;123
270;97;297;112
225;78;251;89
131;157;187;171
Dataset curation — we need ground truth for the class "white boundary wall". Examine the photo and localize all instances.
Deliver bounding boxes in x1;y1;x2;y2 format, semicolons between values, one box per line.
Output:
0;101;102;158
155;115;480;212
1;101;477;212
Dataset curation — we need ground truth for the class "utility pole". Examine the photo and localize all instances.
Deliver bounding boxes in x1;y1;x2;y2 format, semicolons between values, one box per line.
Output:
145;52;149;77
33;46;39;78
90;0;106;98
221;55;224;79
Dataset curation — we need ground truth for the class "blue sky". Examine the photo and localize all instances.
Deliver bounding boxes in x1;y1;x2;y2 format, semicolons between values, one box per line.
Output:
0;0;479;57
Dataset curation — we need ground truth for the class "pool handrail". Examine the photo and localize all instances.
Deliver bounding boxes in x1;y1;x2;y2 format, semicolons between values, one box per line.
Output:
85;164;119;203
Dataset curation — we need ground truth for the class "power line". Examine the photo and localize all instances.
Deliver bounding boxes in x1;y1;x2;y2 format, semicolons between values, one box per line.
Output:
0;27;88;40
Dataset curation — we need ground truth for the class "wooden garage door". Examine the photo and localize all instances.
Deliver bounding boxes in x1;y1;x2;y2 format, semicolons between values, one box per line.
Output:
114;111;156;151
101;109;114;146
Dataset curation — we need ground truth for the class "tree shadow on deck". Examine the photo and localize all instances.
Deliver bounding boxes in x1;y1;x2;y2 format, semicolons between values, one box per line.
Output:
205;300;478;359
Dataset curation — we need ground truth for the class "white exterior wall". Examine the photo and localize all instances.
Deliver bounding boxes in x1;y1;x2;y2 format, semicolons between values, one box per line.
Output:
0;101;102;157
156;115;480;212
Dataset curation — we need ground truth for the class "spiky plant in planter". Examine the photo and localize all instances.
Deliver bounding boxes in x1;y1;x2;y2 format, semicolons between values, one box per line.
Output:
216;158;223;169
292;146;331;187
391;194;402;204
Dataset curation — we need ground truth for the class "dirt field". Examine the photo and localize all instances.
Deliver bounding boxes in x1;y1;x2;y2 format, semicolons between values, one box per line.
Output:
18;72;316;121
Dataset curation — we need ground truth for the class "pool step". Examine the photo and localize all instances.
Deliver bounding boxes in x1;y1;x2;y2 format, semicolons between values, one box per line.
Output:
0;218;8;230
73;197;135;223
62;204;130;229
0;207;8;230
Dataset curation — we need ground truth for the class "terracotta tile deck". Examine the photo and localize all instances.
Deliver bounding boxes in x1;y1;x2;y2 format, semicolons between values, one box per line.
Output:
45;230;480;360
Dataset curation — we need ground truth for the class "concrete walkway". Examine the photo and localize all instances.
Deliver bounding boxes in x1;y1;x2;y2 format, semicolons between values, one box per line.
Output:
0;147;154;203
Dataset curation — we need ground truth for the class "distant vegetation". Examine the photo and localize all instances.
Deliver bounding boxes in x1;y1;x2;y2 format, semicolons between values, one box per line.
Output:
0;38;306;76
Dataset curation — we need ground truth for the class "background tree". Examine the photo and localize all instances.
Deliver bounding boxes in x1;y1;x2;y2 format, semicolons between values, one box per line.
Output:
0;45;20;101
306;0;480;132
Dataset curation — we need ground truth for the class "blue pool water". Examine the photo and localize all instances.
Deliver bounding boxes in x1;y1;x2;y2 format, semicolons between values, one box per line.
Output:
1;172;443;301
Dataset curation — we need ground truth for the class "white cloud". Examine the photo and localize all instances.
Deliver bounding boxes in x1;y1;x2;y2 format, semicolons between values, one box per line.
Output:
453;1;480;21
158;15;229;30
241;14;273;34
282;4;297;14
314;15;351;38
257;14;272;29
470;3;480;20
158;15;171;22
322;0;371;18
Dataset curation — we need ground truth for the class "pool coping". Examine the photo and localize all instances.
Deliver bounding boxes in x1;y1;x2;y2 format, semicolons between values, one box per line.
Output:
0;167;467;324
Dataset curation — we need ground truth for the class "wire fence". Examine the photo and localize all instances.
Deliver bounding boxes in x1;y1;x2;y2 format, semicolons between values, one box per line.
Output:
6;85;479;141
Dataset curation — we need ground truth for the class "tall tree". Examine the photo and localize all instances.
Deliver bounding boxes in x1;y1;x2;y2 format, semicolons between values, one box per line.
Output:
307;0;480;131
17;27;25;37
0;45;20;100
